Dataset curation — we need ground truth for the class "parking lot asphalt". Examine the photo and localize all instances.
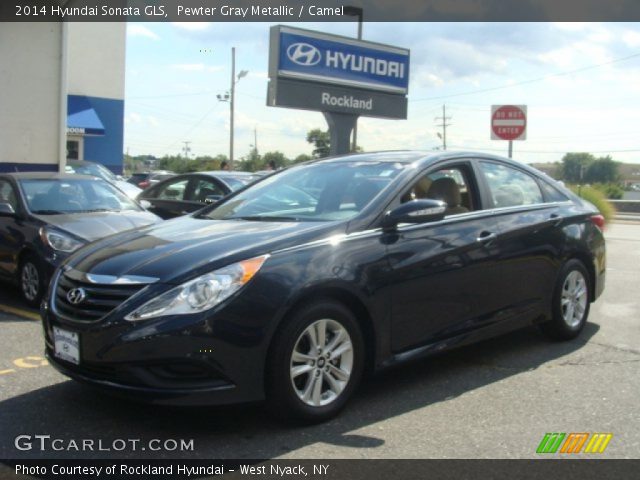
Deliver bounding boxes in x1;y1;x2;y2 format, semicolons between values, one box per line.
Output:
0;222;638;460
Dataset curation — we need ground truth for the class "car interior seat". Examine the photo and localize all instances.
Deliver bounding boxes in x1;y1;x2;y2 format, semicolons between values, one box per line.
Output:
426;177;469;215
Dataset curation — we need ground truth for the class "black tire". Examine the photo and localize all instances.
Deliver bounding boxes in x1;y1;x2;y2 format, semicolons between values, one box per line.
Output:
265;300;365;424
19;254;45;307
540;259;591;341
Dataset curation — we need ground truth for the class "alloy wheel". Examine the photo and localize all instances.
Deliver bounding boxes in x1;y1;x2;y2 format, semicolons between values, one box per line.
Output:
290;319;354;407
561;270;588;328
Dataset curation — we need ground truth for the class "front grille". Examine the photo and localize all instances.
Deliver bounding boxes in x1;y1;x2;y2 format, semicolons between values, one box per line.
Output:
54;273;146;322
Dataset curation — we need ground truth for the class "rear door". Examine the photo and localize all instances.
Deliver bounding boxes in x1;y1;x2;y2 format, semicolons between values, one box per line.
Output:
384;160;504;352
476;159;562;321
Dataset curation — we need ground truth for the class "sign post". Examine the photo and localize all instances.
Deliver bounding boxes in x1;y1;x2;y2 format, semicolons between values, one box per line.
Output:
268;26;410;155
491;105;527;158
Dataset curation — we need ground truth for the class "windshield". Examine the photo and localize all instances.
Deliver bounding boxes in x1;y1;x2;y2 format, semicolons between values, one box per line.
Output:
200;161;405;222
20;178;141;214
69;163;118;183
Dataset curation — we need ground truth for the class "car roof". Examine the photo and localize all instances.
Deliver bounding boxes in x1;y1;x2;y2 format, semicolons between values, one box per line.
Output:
2;172;100;180
310;150;555;179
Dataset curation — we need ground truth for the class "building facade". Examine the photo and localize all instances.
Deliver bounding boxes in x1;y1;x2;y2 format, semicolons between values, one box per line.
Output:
0;23;126;174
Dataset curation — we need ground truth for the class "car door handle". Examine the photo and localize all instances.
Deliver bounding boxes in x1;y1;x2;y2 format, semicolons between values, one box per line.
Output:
476;231;498;244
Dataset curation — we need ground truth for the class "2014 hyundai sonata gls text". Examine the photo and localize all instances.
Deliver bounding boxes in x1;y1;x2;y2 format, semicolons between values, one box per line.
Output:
42;151;606;422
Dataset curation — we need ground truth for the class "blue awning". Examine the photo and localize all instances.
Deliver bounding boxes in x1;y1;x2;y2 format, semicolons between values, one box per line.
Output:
67;95;105;136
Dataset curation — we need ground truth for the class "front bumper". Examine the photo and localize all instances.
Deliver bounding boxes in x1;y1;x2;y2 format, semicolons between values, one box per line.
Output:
41;289;279;406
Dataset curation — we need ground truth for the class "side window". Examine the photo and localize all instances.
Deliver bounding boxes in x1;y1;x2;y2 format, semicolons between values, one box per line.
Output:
0;180;18;211
189;179;225;203
154;178;189;201
401;165;474;216
480;162;543;208
539;180;570;203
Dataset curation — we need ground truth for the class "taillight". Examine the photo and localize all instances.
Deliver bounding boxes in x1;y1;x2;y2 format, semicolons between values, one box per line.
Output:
590;214;605;231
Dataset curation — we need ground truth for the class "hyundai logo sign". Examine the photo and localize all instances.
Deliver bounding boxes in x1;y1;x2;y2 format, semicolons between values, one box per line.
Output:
287;42;322;66
272;26;410;94
66;288;87;305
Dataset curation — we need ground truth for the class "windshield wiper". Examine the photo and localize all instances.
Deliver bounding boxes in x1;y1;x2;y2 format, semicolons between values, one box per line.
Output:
230;215;302;222
31;209;66;215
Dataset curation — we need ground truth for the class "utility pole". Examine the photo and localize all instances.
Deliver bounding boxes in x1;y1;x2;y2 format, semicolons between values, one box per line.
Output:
254;127;258;156
434;104;452;150
182;141;191;159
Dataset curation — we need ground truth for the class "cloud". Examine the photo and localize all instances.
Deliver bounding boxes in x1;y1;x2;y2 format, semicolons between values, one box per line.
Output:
127;24;160;41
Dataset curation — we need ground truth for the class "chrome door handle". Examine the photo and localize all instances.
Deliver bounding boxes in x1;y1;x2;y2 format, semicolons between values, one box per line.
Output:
477;231;497;244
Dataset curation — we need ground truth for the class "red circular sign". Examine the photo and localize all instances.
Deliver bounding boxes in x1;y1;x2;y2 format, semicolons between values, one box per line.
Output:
491;105;527;141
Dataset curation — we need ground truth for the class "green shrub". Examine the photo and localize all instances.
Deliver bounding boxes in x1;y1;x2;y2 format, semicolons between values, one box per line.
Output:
569;185;616;224
590;183;624;200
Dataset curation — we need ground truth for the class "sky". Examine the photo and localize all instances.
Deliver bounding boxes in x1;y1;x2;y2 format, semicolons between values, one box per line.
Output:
124;22;640;164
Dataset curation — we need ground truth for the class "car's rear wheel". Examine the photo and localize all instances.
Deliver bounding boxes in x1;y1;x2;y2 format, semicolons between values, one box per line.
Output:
540;259;590;340
20;254;45;307
266;300;364;423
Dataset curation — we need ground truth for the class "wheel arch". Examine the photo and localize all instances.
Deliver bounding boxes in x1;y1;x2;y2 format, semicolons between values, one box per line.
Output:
265;286;378;383
565;251;596;302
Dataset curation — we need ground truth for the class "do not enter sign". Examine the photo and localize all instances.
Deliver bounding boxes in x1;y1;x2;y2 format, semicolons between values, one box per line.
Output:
491;105;527;141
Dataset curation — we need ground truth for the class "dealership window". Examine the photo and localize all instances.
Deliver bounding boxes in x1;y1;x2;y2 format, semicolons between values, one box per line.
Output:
480;162;543;208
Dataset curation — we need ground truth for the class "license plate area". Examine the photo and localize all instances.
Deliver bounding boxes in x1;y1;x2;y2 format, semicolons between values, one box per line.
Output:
53;326;80;365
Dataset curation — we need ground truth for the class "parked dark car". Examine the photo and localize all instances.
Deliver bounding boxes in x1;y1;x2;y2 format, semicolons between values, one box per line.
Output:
137;171;260;219
42;152;605;422
0;173;161;306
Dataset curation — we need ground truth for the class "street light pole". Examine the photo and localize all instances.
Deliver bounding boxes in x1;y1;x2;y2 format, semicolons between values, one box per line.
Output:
217;47;248;170
230;46;235;167
345;6;363;153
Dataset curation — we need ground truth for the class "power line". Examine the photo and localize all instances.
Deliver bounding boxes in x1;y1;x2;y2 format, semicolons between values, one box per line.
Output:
412;51;640;102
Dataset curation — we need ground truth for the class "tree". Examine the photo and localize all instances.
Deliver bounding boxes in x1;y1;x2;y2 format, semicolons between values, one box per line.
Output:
293;153;312;164
561;153;595;183
306;129;331;158
585;156;619;184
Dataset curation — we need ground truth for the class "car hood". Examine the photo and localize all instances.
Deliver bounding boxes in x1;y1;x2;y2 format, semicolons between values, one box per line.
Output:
115;180;142;199
35;211;161;242
69;216;344;284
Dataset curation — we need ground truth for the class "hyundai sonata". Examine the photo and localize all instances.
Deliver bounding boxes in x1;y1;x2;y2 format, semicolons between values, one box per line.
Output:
41;152;605;422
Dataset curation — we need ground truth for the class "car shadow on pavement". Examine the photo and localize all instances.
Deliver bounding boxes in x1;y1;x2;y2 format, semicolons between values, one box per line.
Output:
0;323;599;459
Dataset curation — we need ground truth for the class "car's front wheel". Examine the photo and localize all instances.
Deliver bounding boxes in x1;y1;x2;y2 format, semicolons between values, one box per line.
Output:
19;254;45;307
266;300;364;423
540;259;591;340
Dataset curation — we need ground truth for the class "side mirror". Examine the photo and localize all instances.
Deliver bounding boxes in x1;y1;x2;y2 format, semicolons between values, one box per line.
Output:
139;200;152;209
205;194;222;204
382;199;446;232
0;202;16;217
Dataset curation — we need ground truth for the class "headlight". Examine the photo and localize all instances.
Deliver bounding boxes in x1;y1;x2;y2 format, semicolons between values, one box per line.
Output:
125;254;269;321
39;227;84;253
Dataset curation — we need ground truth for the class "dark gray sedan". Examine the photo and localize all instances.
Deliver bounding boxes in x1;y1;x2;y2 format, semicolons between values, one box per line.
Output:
137;171;260;219
0;173;161;305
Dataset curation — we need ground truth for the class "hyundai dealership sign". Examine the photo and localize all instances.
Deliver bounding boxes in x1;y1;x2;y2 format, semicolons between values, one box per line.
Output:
268;25;409;119
273;26;410;94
